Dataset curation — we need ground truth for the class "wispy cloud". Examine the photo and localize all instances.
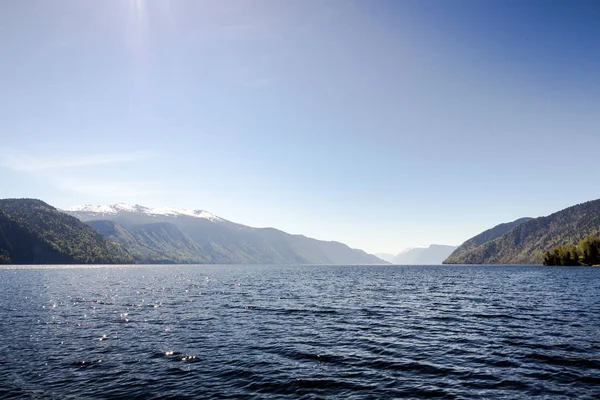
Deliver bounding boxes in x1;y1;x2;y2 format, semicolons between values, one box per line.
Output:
53;177;162;198
1;147;162;198
0;148;154;172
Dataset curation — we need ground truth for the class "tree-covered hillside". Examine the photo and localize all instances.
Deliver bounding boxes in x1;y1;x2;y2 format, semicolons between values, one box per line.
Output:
444;217;531;264
0;199;133;264
0;210;72;264
444;199;600;264
86;220;210;264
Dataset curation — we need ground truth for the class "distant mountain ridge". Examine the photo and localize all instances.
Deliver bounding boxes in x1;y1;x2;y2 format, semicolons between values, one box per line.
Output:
443;199;600;264
391;244;457;265
65;202;387;265
375;253;396;263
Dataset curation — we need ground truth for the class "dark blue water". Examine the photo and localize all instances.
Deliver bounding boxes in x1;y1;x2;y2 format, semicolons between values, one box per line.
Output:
0;265;599;399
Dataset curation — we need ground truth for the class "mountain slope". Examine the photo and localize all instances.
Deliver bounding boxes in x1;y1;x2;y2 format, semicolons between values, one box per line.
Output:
67;203;386;265
129;222;209;263
87;220;210;264
0;199;133;264
444;217;532;263
444;200;600;264
0;210;72;264
391;245;457;265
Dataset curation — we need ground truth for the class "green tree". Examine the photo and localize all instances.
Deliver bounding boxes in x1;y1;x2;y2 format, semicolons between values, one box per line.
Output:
544;236;600;266
543;250;558;266
543;245;579;266
559;245;580;266
579;235;600;266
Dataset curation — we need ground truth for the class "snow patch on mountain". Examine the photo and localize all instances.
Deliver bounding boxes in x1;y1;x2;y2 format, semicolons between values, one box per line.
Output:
145;207;222;221
397;245;428;254
66;203;223;222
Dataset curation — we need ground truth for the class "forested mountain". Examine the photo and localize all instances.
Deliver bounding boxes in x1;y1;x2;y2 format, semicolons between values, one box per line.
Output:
66;203;387;265
443;200;600;264
391;245;457;265
0;210;68;264
86;220;209;264
444;217;532;264
0;199;133;264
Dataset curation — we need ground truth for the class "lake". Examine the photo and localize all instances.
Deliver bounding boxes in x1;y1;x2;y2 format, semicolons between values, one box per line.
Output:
0;264;599;399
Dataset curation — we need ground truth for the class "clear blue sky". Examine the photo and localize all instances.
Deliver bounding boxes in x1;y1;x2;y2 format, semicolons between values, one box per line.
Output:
1;0;599;254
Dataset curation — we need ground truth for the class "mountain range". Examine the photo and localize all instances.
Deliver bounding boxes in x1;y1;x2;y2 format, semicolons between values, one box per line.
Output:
377;245;458;265
63;203;387;265
0;200;386;265
3;197;599;266
444;199;600;264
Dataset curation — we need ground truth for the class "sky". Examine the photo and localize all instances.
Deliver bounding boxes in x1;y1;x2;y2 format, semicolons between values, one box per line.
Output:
1;0;599;254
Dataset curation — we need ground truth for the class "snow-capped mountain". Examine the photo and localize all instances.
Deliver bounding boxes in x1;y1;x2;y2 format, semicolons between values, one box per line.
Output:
63;202;387;265
66;203;223;222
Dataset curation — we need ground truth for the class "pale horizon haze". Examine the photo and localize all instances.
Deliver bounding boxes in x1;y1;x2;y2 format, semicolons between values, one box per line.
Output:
1;1;599;254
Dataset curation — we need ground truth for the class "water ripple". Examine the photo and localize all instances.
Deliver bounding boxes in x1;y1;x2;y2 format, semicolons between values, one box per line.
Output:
0;264;599;399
